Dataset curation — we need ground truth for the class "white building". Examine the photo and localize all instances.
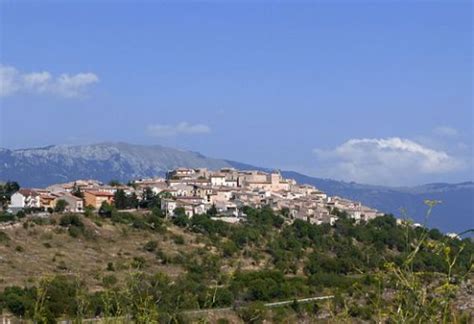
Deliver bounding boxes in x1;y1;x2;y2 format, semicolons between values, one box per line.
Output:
9;189;41;209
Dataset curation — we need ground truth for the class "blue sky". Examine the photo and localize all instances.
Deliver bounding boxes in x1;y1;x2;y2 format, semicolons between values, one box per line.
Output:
0;1;472;186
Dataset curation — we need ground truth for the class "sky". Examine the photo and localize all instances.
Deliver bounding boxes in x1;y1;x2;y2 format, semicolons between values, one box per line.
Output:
0;0;472;186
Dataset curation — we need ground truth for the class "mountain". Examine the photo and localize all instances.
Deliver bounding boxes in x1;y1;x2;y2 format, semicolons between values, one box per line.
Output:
276;171;473;235
0;143;232;186
1;143;472;233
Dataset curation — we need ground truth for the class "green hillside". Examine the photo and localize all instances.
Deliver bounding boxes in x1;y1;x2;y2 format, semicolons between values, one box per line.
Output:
0;205;472;323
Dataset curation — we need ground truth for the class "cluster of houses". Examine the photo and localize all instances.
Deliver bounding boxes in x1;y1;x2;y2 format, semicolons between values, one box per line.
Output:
7;168;383;225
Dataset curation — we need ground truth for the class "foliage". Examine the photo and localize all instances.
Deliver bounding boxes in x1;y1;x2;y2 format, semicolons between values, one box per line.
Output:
54;199;68;213
0;181;20;209
139;187;161;209
114;189;139;210
59;213;86;238
0;203;471;322
71;183;84;199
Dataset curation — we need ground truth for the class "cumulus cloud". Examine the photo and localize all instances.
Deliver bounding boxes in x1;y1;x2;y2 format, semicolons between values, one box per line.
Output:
0;64;99;98
147;122;211;137
313;137;465;185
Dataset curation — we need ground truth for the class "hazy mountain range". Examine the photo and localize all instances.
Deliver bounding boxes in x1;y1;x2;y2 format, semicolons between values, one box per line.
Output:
0;142;472;234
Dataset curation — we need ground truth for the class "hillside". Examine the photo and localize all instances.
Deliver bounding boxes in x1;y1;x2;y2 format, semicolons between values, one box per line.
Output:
1;143;472;233
0;207;472;323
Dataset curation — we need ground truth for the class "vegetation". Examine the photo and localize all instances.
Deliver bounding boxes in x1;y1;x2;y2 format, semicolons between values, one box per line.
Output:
0;202;471;323
54;199;68;213
0;181;20;209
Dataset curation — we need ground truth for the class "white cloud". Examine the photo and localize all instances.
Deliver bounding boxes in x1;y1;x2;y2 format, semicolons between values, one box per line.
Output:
313;137;465;185
0;64;99;98
433;126;459;137
147;122;211;137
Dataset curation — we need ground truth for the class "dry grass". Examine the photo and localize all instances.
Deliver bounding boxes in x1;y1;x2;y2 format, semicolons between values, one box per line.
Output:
0;214;267;291
0;215;199;290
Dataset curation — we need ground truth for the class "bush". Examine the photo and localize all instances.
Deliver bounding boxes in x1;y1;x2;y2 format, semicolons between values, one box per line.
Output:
106;262;115;271
54;199;68;213
68;226;83;238
173;235;185;245
59;214;84;228
131;256;146;269
0;286;35;316
0;231;10;243
144;240;158;252
0;213;15;223
172;214;189;228
237;302;267;324
221;240;238;257
102;275;118;288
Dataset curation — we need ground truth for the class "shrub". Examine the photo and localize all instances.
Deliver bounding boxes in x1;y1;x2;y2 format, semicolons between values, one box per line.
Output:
144;240;158;252
68;226;82;238
131;256;146;269
106;262;115;271
0;231;10;243
172;214;189;228
54;199;68;213
102;275;118;288
173;235;185;245
0;286;35;316
221;240;238;257
237;302;267;324
0;213;15;223
59;214;84;228
31;217;50;225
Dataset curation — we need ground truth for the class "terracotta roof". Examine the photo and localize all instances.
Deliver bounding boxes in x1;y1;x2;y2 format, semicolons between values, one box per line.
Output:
85;190;114;197
18;189;39;197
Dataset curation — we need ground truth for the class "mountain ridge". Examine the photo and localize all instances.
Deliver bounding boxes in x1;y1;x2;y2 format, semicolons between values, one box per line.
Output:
1;143;472;233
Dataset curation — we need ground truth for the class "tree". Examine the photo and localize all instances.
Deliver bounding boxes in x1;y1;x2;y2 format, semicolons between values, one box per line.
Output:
127;192;139;209
172;208;189;227
71;183;84;199
108;180;122;187
207;204;218;217
139;187;160;209
114;189;128;209
84;205;95;218
0;181;20;209
99;201;114;218
54;200;68;213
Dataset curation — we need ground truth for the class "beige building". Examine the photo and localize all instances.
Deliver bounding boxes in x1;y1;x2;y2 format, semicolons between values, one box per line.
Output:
84;190;114;209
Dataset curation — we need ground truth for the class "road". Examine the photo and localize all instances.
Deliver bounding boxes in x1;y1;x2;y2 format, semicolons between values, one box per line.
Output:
185;294;335;315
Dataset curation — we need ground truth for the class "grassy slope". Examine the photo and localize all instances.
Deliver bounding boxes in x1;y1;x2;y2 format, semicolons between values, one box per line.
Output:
0;214;259;291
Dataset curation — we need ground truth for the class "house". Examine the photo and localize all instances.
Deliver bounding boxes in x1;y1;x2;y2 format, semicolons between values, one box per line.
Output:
161;198;177;217
224;179;238;187
210;174;226;187
210;189;233;204
9;189;41;209
55;194;84;212
37;191;59;210
167;168;196;180
169;183;194;197
84;190;114;209
177;200;208;217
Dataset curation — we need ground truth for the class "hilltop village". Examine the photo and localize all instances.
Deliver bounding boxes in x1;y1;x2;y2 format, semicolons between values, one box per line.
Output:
6;168;382;224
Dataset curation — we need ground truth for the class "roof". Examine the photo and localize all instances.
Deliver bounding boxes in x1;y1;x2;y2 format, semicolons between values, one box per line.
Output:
18;189;39;197
85;190;115;197
57;193;83;201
